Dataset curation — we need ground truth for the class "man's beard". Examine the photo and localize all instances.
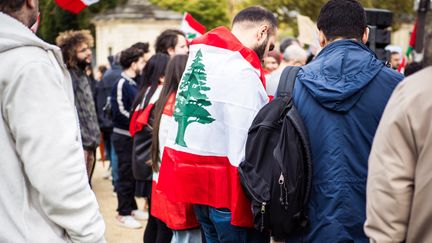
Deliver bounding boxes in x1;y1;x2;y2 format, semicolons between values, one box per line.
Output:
77;59;90;71
253;35;269;61
27;9;39;28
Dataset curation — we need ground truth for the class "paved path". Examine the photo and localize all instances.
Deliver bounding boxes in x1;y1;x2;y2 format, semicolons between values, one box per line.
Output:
93;161;146;243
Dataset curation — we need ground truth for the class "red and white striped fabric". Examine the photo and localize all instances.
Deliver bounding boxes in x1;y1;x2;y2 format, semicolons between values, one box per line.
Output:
180;12;206;41
54;0;99;14
151;93;199;230
156;26;268;227
129;86;162;137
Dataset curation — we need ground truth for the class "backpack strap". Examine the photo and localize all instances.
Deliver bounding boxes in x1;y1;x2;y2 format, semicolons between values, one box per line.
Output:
275;66;301;99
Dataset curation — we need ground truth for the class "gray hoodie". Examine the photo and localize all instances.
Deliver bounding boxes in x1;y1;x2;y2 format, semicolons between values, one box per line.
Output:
0;12;106;243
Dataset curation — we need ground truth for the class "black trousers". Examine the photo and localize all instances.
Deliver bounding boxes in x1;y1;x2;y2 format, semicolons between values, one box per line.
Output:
112;133;138;215
144;189;173;243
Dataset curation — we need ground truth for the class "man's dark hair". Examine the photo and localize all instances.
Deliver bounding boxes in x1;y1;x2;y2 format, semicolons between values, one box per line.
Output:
120;47;144;69
0;0;25;13
131;42;150;53
391;51;400;56
232;6;278;35
56;30;94;69
404;62;423;77
155;29;185;54
279;37;299;53
317;0;367;41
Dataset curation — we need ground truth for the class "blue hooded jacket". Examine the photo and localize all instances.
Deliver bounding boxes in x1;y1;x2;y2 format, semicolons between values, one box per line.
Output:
289;40;403;242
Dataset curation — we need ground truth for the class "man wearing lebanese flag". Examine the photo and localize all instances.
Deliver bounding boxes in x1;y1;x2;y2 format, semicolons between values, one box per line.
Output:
156;6;278;242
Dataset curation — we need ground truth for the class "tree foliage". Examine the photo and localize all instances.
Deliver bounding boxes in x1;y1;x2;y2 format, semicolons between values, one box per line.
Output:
174;49;215;147
243;0;414;31
38;0;127;44
149;0;231;30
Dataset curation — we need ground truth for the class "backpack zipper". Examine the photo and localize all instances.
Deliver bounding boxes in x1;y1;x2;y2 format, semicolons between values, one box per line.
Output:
279;172;289;210
261;202;266;231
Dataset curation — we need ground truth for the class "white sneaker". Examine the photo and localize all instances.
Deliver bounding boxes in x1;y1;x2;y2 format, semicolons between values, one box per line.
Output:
131;209;149;221
116;215;142;229
102;169;111;180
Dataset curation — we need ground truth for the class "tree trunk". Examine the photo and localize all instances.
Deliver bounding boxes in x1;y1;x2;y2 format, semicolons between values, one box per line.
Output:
175;117;188;147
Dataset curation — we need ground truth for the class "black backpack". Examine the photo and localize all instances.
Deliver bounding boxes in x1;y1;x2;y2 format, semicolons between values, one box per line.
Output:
238;66;312;241
131;105;154;181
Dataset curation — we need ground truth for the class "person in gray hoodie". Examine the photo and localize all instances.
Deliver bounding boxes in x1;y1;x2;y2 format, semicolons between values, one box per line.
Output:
0;0;106;242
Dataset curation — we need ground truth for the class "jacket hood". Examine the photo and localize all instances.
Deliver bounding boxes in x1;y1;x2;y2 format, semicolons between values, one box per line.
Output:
0;12;58;54
298;40;385;112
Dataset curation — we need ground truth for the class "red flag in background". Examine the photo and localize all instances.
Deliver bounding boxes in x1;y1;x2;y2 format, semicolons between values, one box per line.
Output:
398;21;417;73
55;0;99;14
180;12;206;41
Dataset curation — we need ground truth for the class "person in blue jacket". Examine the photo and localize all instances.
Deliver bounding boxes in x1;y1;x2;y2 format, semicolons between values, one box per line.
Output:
287;0;404;242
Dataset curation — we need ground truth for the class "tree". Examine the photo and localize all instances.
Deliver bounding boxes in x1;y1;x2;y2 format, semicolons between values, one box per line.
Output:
242;0;414;31
149;0;230;30
38;0;127;44
174;49;215;147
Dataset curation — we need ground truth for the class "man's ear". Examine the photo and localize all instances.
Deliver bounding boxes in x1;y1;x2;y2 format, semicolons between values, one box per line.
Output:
167;47;175;56
362;27;370;44
26;0;37;9
257;24;269;42
319;30;326;48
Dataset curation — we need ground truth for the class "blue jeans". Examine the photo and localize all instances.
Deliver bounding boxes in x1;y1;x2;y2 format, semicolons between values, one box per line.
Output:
102;131;119;191
171;229;202;243
109;139;119;190
194;205;270;243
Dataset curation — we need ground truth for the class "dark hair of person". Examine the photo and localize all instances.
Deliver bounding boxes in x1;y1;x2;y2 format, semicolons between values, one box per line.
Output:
390;51;400;56
306;53;315;64
131;53;170;115
0;0;25;13
279;37;299;53
232;6;278;35
131;42;150;53
119;47;144;70
267;50;281;65
55;30;94;69
155;29;186;55
317;0;367;41
404;62;423;77
151;55;188;171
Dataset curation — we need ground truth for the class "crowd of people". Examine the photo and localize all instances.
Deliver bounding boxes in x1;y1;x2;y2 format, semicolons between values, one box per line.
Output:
1;0;432;242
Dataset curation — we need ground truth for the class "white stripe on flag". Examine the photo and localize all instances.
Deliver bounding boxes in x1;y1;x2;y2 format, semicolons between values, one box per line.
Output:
165;44;267;166
82;0;99;6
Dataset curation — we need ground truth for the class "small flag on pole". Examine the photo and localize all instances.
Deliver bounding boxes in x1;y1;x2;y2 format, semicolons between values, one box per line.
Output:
55;0;99;14
398;21;417;73
180;12;206;41
405;20;417;58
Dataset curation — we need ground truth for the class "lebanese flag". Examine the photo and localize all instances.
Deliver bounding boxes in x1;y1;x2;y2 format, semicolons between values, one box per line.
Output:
55;0;99;14
152;93;200;230
156;26;268;227
129;86;162;137
180;12;206;41
398;21;417;73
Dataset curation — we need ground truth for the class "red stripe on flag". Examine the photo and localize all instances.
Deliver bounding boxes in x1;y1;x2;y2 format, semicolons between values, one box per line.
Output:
157;147;254;227
151;181;200;230
185;13;206;35
129;103;155;137
162;93;176;116
55;0;86;14
409;20;417;48
191;27;266;88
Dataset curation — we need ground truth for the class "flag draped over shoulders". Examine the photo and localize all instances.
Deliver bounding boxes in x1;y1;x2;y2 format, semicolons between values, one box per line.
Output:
129;86;162;137
152;93;200;230
156;26;268;227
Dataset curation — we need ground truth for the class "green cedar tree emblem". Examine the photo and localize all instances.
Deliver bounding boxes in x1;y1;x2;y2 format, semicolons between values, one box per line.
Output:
174;49;215;147
187;33;197;39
